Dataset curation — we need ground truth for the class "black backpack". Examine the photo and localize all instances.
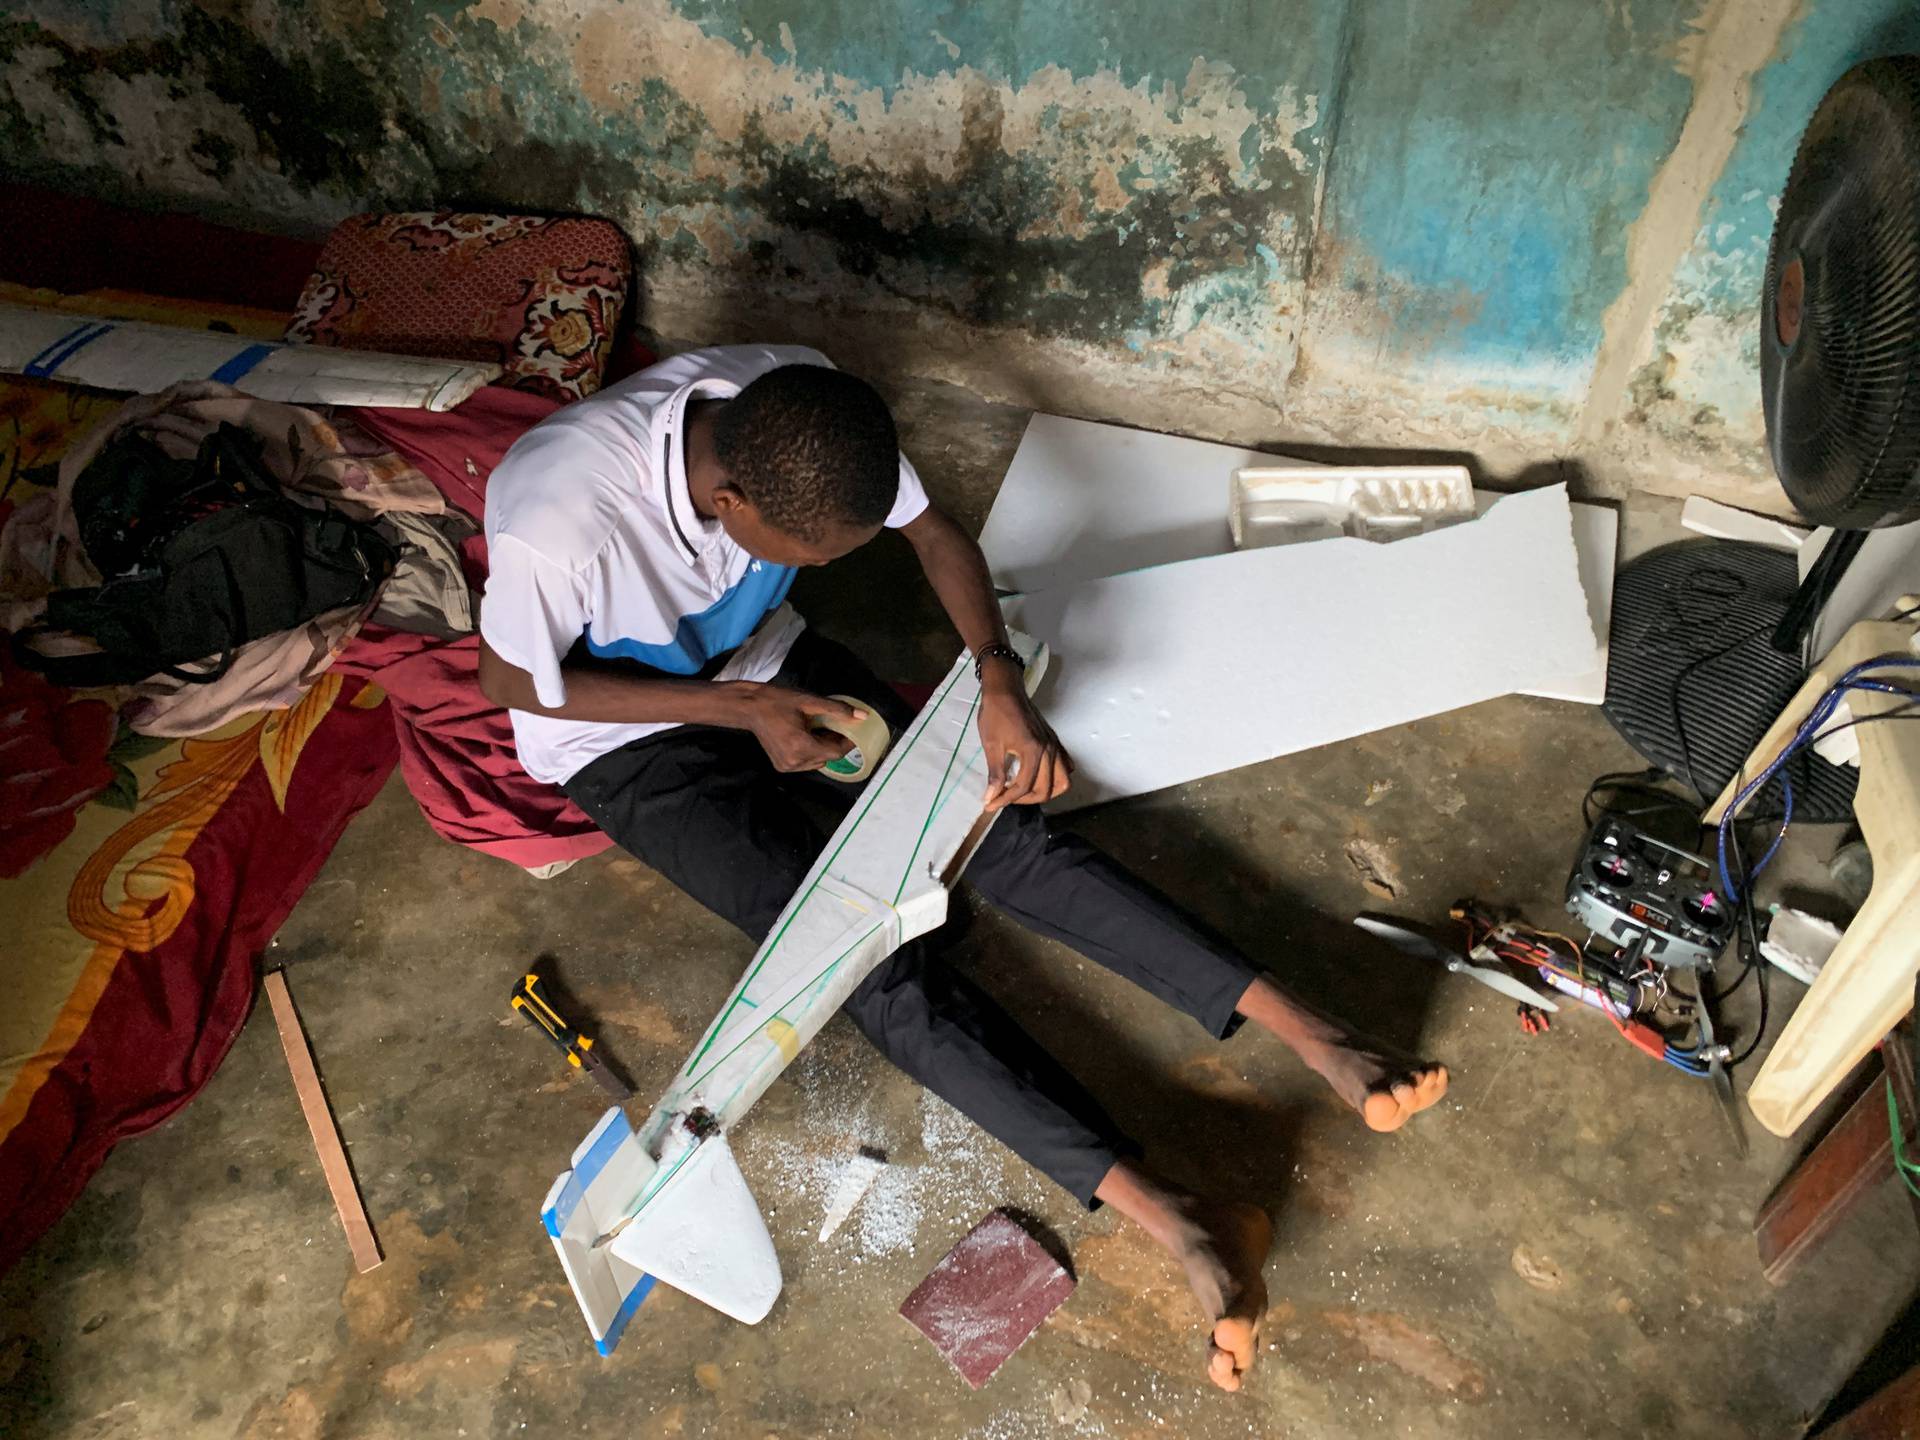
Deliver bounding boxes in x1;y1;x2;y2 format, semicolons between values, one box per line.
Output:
13;424;398;688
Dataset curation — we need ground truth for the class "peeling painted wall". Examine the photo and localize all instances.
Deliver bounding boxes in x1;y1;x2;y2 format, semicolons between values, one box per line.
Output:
0;0;1910;510
1616;0;1920;494
1300;1;1699;426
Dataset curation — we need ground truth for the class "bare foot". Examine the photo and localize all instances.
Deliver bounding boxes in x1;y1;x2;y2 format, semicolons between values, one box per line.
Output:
1354;1056;1449;1132
1234;980;1448;1132
1302;1039;1449;1131
1092;1162;1275;1392
1172;1200;1274;1393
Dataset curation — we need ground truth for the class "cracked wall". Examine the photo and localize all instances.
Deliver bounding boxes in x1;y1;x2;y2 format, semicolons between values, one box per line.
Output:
0;0;1906;511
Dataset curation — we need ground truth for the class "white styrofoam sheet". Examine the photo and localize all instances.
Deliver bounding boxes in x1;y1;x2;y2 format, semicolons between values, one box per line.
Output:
1799;522;1920;658
1002;485;1600;811
1487;491;1616;705
1680;495;1808;551
979;414;1258;593
978;412;1617;704
1;303;499;410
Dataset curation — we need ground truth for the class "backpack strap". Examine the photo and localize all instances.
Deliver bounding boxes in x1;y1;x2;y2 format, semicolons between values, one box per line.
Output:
153;648;237;685
9;623;152;688
13;621;238;687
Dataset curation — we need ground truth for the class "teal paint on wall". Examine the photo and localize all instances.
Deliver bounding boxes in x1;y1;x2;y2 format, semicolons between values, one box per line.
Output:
673;0;1348;117
1308;0;1697;376
0;0;1703;378
0;0;1356;357
1673;0;1920;312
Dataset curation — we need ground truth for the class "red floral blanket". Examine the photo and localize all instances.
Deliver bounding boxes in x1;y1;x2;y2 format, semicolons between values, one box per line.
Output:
0;301;398;1274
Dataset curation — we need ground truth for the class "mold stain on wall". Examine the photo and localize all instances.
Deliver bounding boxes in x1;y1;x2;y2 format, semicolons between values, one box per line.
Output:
0;0;1909;506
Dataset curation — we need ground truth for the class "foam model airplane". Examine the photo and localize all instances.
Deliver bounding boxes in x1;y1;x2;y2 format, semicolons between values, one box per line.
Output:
541;638;1047;1353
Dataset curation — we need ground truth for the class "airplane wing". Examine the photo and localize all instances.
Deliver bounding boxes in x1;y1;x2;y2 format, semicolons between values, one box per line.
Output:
544;635;1048;1348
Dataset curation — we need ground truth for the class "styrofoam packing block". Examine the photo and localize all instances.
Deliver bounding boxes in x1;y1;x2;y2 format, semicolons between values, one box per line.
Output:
1230;464;1476;548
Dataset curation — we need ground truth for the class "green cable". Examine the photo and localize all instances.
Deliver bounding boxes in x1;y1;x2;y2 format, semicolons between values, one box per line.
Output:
1890;1080;1920;1201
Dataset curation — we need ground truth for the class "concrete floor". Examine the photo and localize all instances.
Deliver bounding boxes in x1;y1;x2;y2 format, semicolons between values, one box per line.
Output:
4;378;1917;1440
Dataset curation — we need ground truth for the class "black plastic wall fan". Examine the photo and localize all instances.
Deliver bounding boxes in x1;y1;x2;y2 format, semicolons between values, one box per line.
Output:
1762;55;1920;646
1764;55;1920;526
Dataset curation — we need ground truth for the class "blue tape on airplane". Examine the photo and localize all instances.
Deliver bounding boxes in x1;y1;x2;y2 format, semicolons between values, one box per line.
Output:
208;342;275;384
541;1171;585;1239
542;1108;632;1236
573;1109;632;1189
23;321;114;378
595;1273;657;1354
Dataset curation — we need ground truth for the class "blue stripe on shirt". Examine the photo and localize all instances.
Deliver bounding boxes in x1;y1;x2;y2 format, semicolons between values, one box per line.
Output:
583;561;797;674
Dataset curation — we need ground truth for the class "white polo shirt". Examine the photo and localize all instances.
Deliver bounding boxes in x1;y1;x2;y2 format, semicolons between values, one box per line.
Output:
481;344;929;784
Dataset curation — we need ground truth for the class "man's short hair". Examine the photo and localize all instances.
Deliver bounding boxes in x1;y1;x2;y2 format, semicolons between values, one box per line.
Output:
712;365;899;541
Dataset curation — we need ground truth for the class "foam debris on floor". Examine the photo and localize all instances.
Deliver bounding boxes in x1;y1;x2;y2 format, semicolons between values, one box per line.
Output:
817;1147;886;1242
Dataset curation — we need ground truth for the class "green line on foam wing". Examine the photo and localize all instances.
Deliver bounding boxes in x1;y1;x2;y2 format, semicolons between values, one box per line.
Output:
893;691;983;905
681;664;967;1071
707;951;853;1116
682;920;884;1092
890;695;983;906
614;1127;701;1230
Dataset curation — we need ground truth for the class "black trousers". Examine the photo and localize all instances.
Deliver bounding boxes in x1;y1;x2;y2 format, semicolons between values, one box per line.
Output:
563;632;1259;1206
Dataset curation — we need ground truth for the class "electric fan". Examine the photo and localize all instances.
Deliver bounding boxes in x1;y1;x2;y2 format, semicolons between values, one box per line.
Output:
1603;55;1920;816
1763;54;1920;645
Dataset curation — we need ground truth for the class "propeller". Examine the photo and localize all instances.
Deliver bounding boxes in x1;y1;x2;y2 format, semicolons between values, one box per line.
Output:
1354;916;1559;1011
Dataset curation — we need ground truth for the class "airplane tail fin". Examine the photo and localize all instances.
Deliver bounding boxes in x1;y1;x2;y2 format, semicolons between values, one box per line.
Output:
607;1133;782;1324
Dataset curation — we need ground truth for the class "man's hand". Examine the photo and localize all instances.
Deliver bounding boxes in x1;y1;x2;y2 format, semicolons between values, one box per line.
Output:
894;506;1072;808
738;683;863;774
978;668;1073;811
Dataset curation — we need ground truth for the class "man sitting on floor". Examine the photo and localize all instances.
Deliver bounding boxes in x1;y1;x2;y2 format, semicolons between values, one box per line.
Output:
476;344;1449;1392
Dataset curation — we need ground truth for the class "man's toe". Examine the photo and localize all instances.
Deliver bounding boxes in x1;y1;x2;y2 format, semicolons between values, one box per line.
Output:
1362;1088;1407;1131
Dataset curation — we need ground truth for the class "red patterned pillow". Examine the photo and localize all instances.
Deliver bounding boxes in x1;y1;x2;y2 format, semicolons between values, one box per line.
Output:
285;212;630;403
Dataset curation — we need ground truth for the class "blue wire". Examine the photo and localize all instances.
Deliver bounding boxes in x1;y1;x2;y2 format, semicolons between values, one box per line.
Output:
1715;657;1920;900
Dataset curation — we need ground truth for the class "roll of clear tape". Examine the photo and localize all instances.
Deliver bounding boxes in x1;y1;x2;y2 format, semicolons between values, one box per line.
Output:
809;695;892;783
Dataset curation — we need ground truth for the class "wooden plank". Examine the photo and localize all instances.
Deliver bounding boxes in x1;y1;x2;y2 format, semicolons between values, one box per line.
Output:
1816;1362;1920;1440
1754;1058;1893;1286
1889;1021;1920;1232
1754;1029;1920;1286
264;969;382;1273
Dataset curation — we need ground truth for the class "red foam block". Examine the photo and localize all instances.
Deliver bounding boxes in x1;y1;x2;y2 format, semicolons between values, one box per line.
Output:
898;1210;1075;1388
